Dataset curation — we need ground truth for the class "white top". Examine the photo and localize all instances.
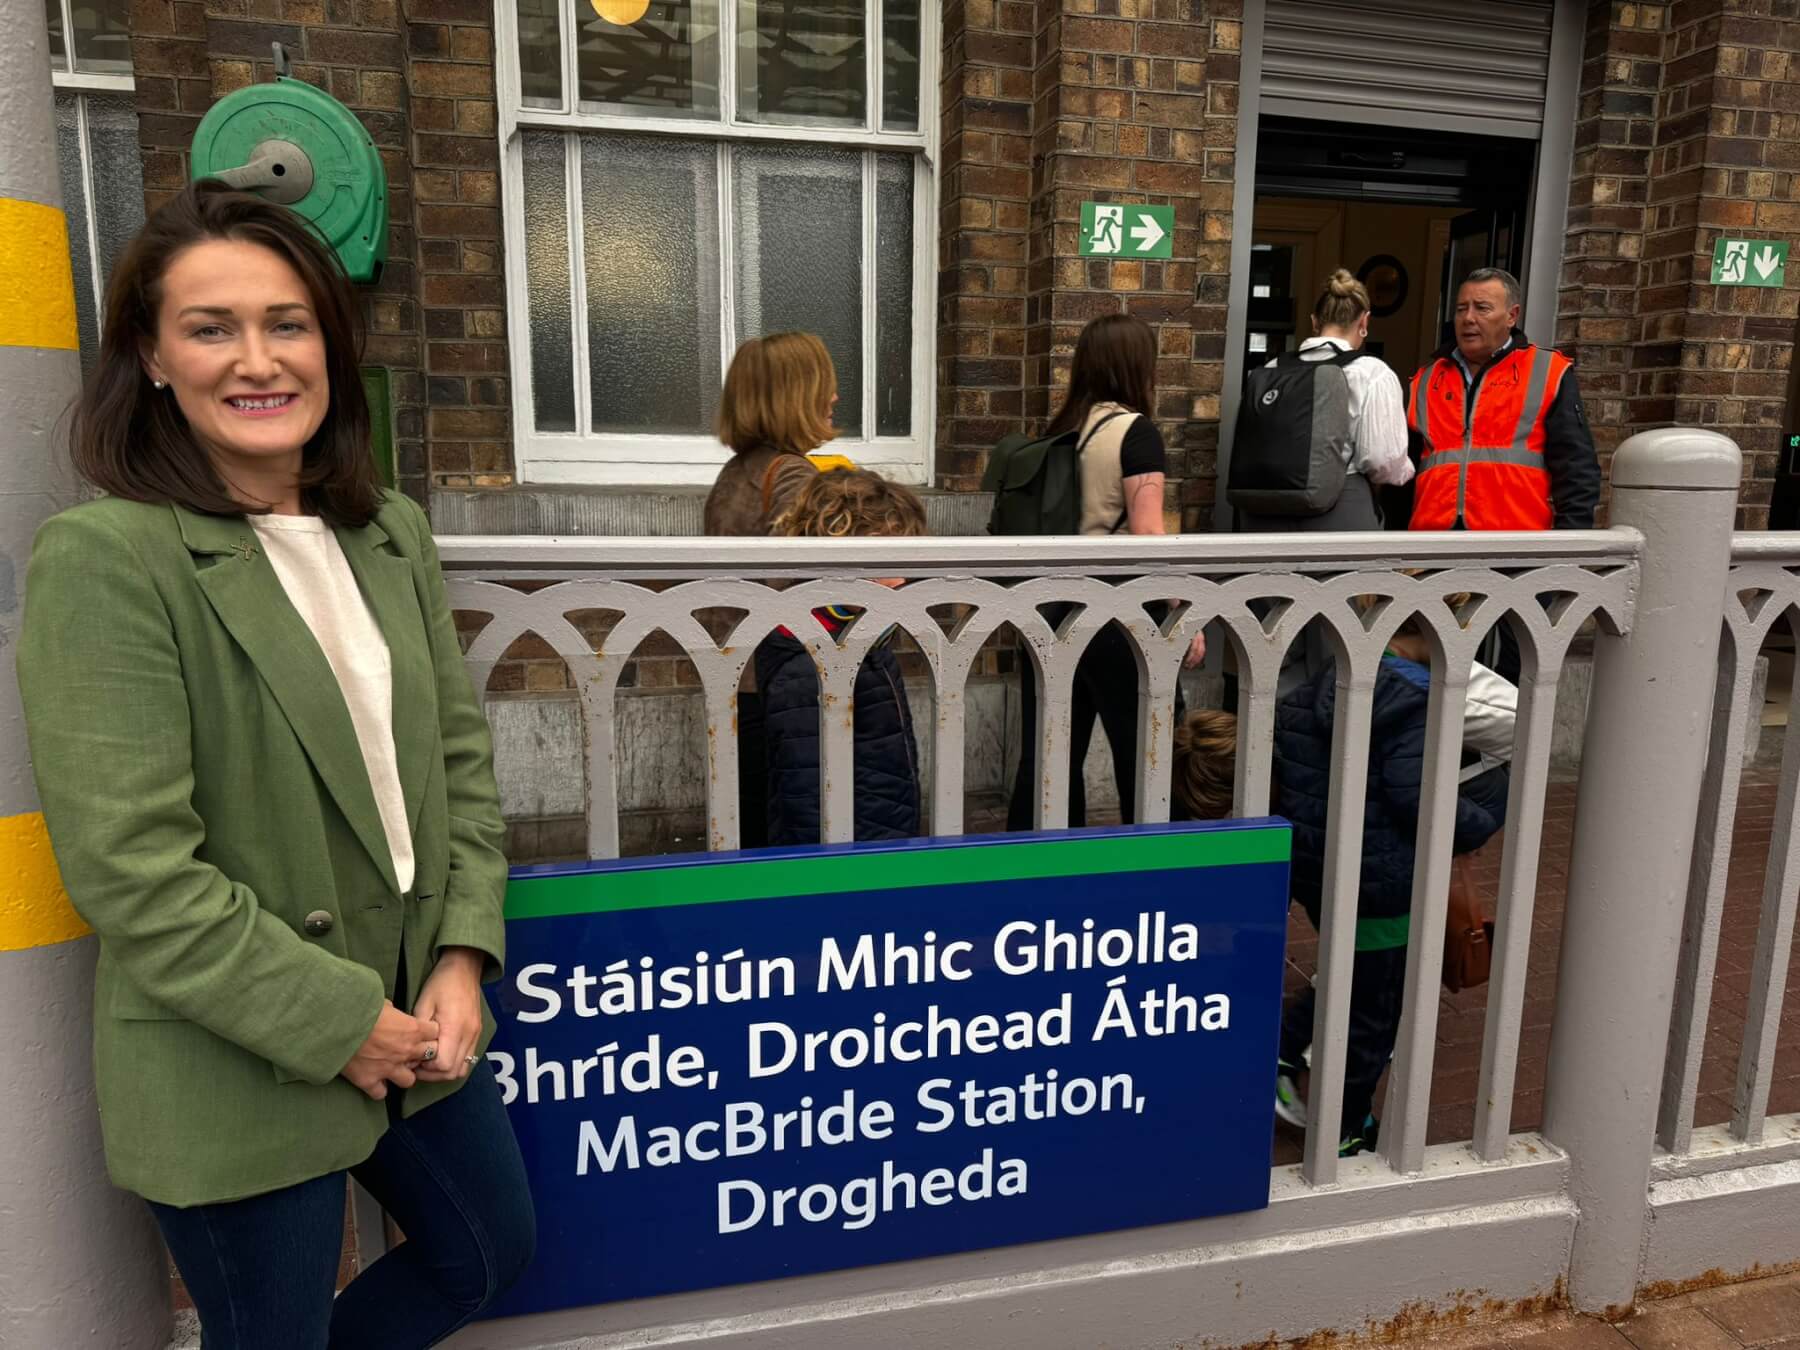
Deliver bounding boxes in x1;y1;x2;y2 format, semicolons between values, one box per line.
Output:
251;514;414;894
1460;660;1518;782
1268;337;1415;487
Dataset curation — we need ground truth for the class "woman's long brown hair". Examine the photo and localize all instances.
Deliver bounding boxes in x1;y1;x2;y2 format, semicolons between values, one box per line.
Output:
1044;313;1158;438
70;178;381;526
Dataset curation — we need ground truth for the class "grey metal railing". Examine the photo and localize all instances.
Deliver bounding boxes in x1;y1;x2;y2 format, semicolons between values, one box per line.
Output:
440;528;1637;1192
423;429;1796;1340
1660;533;1800;1154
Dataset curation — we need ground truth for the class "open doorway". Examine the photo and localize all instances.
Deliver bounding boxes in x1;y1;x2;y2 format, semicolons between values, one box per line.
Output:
1243;116;1539;525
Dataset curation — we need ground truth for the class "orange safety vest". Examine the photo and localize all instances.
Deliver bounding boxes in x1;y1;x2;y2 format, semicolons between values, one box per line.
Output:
1406;342;1572;531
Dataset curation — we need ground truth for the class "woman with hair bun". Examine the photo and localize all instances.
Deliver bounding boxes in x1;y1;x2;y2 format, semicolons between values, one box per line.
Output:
1236;267;1412;533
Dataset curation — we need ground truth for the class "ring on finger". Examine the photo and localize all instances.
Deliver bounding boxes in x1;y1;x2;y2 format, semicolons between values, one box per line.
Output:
421;1044;438;1063
464;1054;479;1066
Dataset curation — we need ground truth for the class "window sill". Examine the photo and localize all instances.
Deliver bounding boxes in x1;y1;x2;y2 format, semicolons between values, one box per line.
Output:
429;484;993;538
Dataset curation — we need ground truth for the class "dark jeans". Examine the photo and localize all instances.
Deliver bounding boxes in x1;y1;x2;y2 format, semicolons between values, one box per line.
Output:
1277;942;1409;1142
1008;622;1151;830
149;1061;535;1350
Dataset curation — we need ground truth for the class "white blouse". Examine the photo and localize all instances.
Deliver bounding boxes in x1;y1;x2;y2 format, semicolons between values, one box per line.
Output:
250;514;415;894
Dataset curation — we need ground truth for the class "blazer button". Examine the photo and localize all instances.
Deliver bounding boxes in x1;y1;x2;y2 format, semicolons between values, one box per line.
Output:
303;910;334;937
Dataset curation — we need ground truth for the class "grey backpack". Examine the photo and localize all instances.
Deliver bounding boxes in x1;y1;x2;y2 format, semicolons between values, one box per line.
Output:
1226;348;1363;516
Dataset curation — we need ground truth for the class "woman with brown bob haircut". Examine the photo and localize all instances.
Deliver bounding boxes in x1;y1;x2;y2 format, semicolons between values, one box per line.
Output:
704;330;842;845
703;330;837;537
16;179;534;1348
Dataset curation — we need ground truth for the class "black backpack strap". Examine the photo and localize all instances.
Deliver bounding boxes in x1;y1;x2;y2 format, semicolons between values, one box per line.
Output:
1076;408;1132;452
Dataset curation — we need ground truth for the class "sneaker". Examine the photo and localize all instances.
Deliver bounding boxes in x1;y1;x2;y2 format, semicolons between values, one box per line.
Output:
1274;1060;1308;1129
1339;1115;1379;1158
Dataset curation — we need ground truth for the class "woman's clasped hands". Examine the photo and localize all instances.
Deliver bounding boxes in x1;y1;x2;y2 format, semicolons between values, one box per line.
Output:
341;949;487;1099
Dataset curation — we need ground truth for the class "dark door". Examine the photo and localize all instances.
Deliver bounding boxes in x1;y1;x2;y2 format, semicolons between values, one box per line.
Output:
1437;206;1524;346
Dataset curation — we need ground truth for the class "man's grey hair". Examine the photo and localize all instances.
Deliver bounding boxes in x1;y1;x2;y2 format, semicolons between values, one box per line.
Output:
1462;267;1522;310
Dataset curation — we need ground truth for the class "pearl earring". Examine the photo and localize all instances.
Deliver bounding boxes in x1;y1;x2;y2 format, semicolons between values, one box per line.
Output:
153;379;166;389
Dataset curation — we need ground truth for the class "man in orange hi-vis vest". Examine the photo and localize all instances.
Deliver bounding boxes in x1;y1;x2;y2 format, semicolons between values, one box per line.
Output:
1408;267;1600;532
1407;267;1600;678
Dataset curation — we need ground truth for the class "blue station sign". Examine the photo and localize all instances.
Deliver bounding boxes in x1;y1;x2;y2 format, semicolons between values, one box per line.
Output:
481;820;1291;1318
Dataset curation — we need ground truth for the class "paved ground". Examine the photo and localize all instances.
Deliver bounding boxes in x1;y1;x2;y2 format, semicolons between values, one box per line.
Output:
1270;769;1799;1162
1393;1268;1800;1349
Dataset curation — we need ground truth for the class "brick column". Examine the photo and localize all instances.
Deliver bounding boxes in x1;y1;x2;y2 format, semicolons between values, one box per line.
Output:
1022;0;1237;531
1661;5;1800;530
406;0;512;494
1558;0;1663;515
935;0;1036;491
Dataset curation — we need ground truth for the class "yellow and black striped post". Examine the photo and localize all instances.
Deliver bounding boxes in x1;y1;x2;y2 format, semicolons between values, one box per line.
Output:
0;4;171;1345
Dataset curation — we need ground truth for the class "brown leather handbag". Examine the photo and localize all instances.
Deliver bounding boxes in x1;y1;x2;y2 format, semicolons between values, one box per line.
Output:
1442;854;1496;993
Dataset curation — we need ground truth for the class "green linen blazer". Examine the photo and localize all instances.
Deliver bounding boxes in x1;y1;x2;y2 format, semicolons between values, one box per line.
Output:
17;490;509;1207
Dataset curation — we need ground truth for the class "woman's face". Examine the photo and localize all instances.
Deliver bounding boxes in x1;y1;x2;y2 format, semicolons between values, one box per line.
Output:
142;238;330;478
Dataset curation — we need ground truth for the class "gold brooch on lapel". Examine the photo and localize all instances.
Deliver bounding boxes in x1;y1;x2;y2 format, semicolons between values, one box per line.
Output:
233;537;258;562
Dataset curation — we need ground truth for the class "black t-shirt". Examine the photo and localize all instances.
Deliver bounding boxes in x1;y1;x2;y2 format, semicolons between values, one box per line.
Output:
1118;416;1166;479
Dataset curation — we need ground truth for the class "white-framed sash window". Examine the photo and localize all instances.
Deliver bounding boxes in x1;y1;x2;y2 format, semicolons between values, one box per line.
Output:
45;0;144;368
496;0;937;486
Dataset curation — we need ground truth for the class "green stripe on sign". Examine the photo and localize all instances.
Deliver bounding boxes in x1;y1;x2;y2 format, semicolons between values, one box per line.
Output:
505;827;1292;920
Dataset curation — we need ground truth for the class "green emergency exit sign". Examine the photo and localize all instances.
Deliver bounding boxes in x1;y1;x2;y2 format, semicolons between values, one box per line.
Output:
1711;238;1788;287
1080;202;1174;259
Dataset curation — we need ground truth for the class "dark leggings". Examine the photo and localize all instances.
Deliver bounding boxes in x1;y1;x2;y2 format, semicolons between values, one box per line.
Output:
1008;622;1147;830
148;1062;535;1350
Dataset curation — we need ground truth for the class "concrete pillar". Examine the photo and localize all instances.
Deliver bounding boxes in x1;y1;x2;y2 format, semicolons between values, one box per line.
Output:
0;3;172;1346
1541;428;1741;1315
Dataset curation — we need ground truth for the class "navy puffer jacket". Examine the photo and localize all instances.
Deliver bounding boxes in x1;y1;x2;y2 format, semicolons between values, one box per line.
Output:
757;628;921;846
1274;656;1509;925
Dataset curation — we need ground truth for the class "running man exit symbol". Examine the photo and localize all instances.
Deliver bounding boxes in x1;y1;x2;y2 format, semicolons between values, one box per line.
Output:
1081;202;1175;259
1712;238;1788;287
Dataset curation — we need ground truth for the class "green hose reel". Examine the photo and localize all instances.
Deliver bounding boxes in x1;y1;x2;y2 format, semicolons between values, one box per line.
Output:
190;45;388;284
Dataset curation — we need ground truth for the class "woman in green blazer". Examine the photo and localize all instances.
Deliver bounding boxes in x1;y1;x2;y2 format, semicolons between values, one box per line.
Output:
18;182;533;1348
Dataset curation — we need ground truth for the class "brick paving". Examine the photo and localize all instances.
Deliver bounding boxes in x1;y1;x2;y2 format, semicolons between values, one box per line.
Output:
1387;1268;1800;1349
1270;769;1800;1165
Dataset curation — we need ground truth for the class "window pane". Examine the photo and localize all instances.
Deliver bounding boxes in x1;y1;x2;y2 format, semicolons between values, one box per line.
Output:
522;132;577;433
53;93;99;366
70;0;130;73
44;0;67;71
86;95;145;292
581;133;721;433
736;0;866;128
516;0;563;108
881;0;920;131
874;155;911;436
733;145;862;432
577;0;720;119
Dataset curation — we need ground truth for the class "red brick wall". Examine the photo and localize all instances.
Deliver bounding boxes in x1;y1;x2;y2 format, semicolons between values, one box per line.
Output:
130;2;430;501
406;0;514;492
1026;0;1238;531
1562;0;1800;530
936;0;1036;491
1657;2;1800;529
129;0;514;503
1557;0;1662;519
936;0;1240;527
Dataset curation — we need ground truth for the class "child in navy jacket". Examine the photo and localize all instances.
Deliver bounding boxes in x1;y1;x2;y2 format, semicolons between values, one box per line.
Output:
1173;603;1516;1154
758;470;925;846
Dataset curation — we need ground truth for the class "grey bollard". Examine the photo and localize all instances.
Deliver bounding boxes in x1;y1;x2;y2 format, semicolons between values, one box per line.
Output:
0;0;172;1343
1540;428;1741;1315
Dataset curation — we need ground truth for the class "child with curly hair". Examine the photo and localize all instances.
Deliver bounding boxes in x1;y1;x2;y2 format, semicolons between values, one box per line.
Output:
759;469;927;846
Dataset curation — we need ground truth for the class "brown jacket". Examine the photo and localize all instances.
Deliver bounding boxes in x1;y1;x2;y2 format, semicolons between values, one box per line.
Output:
704;448;818;536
